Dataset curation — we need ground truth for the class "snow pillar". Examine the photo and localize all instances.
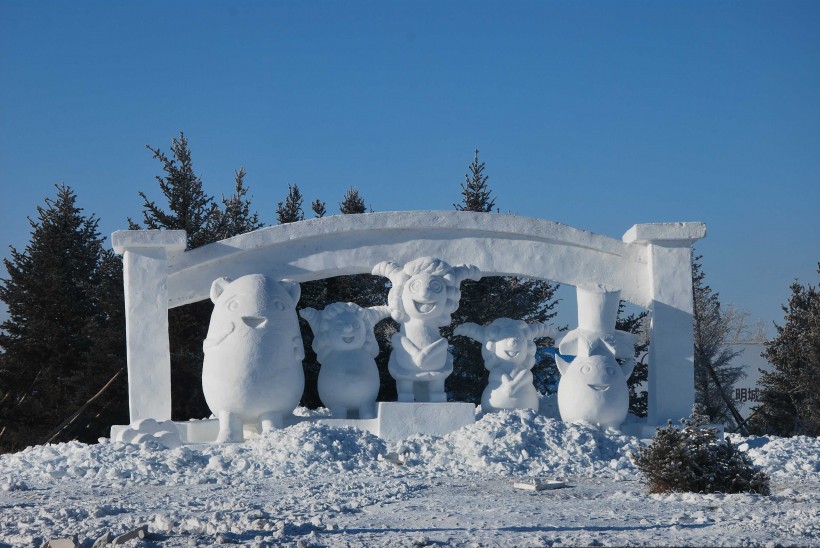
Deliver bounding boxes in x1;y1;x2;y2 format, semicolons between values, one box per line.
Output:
112;230;187;423
622;223;706;426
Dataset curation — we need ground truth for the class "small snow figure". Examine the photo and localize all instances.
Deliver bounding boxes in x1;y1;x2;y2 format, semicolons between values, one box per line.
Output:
300;302;390;419
202;274;304;443
372;257;481;402
455;319;557;412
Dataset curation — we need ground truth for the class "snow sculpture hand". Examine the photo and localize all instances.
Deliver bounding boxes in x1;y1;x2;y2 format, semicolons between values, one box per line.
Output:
454;318;557;412
300;302;389;419
373;257;481;403
202;274;304;443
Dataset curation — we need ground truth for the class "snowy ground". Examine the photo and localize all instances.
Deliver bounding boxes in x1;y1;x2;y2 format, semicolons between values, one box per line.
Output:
1;408;819;547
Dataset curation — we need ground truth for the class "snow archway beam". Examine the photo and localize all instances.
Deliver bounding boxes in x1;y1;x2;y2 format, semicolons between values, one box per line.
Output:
112;211;705;428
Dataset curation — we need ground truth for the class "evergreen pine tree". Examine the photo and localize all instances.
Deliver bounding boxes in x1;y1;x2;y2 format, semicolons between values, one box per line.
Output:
276;184;305;224
616;303;650;417
0;184;125;453
692;256;747;429
339;187;367;214
212;167;264;240
130;133;224;421
448;150;559;403
311;199;327;218
751;265;820;436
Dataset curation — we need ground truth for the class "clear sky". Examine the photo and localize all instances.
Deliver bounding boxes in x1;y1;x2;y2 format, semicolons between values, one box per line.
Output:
1;0;818;336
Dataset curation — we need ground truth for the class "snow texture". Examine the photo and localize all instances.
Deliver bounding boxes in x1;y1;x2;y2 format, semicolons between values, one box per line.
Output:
1;408;818;546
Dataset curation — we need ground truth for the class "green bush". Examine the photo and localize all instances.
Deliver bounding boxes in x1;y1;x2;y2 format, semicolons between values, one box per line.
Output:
633;418;770;495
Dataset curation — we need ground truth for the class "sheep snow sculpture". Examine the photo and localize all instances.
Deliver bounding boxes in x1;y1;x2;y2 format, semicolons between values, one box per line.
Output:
300;302;390;419
455;319;558;412
202;274;304;442
556;286;638;429
372;257;481;403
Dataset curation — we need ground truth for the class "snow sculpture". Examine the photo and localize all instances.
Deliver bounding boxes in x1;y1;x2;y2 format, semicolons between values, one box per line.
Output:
372;257;481;402
455;319;558;412
300;302;390;419
202;274;304;442
113;418;182;449
556;286;638;428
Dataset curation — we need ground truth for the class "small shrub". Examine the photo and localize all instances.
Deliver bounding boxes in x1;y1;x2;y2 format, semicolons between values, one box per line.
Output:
633;417;770;495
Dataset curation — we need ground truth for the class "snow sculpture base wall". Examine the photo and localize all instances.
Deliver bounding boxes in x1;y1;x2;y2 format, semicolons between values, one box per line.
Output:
157;403;476;443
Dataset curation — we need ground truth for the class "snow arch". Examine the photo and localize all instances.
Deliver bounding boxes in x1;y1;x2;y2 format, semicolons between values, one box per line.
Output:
112;211;705;431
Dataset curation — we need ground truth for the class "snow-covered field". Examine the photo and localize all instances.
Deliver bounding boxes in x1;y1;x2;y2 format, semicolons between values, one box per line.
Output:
1;408;818;547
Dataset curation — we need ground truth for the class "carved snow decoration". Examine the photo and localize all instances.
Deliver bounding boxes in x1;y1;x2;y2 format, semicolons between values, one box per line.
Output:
455;319;557;412
372;257;481;402
202;274;304;442
556;286;638;429
300;302;390;419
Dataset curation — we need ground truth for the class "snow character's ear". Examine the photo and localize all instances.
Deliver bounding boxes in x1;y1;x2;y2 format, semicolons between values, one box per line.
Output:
453;322;485;343
299;307;320;333
210;277;232;303
555;353;572;376
528;323;558;342
364;305;391;327
280;279;301;306
372;260;404;284
452;264;482;285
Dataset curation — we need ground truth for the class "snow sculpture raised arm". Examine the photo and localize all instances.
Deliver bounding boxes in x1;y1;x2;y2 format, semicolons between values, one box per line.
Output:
555;286;638;429
372;257;481;402
202;274;304;443
455;319;558;412
300;302;390;419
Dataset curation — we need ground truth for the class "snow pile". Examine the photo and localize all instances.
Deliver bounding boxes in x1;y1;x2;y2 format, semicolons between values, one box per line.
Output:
731;434;820;479
398;409;641;479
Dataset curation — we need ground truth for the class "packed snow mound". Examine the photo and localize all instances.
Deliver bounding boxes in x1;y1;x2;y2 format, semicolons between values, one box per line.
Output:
729;434;820;479
2;411;816;492
397;409;642;478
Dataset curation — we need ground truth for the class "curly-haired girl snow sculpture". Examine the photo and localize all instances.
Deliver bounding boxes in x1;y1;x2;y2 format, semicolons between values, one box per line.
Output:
372;257;481;402
300;302;390;419
455;319;557;412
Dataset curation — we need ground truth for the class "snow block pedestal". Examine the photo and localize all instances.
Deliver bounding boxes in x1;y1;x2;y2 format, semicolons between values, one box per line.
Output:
373;402;475;440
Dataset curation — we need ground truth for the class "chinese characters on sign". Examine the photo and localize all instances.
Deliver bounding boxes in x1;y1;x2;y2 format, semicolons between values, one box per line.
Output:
734;387;760;403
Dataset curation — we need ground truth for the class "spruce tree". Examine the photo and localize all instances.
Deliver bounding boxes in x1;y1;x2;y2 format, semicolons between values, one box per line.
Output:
751;265;820;436
311;199;327;218
276;184;305;224
339;186;367;214
0;184;125;453
616;303;650;417
212;167;264;240
692;256;747;429
130;133;223;421
448;150;559;403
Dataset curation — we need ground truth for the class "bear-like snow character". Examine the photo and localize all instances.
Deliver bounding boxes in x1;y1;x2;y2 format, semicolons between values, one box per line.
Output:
202;274;304;443
372;257;481;403
300;302;390;419
455;319;557;412
555;329;637;429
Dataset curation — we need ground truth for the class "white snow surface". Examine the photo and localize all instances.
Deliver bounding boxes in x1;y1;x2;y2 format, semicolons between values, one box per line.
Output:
1;408;818;547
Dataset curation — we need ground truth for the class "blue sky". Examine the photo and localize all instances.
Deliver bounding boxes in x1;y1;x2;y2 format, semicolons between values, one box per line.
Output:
1;0;818;335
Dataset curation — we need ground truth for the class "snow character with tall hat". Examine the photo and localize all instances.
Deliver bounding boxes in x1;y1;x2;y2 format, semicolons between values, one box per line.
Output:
372;257;481;403
556;285;638;429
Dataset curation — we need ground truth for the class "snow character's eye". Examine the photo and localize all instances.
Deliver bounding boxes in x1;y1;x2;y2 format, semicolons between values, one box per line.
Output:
409;279;423;294
428;278;443;293
272;299;286;312
606;367;616;376
581;364;591;375
227;299;240;311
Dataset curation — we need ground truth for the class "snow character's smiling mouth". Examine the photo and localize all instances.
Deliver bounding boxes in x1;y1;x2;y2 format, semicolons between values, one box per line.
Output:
505;350;520;358
413;301;436;314
342;336;355;343
588;384;610;392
